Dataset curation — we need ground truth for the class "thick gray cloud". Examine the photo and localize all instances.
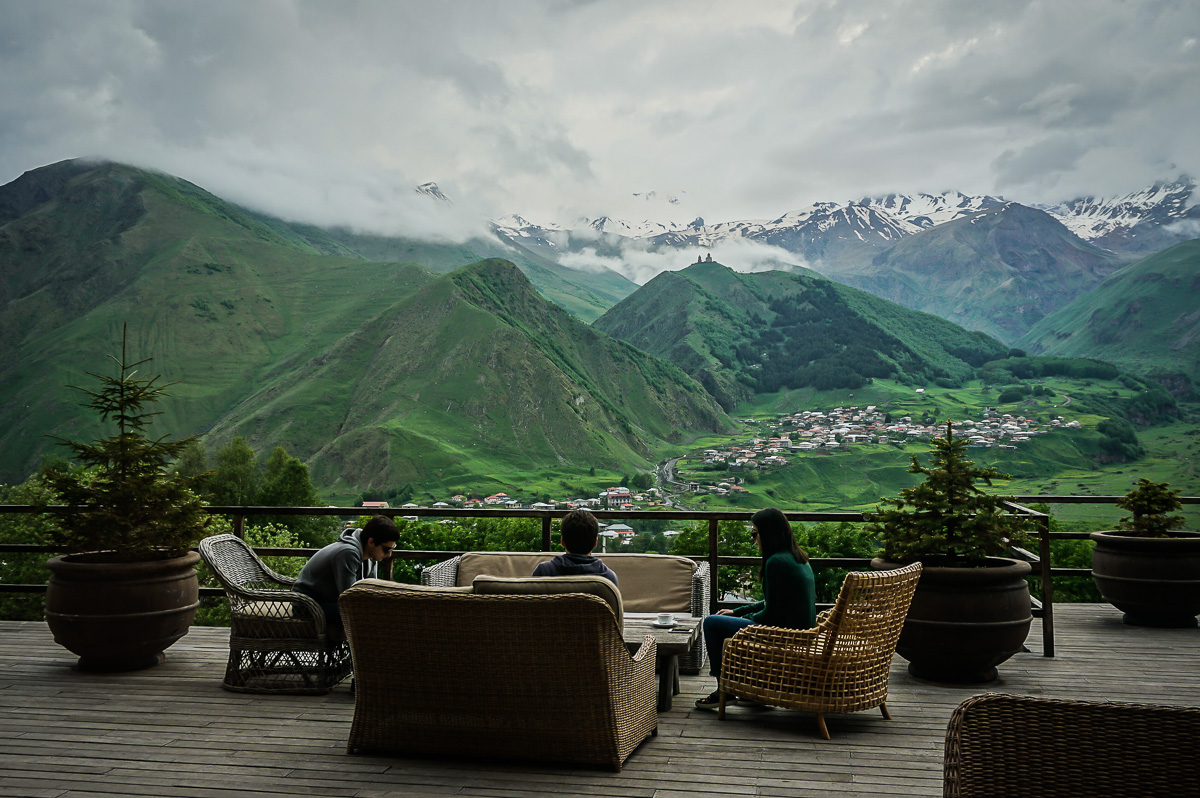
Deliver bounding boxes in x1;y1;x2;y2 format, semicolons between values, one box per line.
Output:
1;0;1196;237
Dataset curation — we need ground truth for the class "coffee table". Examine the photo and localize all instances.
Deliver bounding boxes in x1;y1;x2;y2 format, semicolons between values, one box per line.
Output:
622;614;701;711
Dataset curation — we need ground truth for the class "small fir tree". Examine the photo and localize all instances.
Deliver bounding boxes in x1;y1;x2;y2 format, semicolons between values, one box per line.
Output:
42;327;209;560
870;421;1027;565
1115;478;1184;537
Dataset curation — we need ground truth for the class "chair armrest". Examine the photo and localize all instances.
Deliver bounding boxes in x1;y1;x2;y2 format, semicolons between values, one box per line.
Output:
729;624;824;651
629;635;657;665
691;561;711;616
229;588;330;635
421;555;461;587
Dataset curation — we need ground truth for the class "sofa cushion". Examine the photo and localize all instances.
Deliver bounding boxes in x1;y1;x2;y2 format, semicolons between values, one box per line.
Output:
456;551;697;613
596;554;697;613
472;575;623;625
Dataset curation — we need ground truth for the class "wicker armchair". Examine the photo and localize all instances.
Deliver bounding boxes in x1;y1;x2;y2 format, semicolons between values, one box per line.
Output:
340;579;658;771
944;693;1200;797
198;534;352;694
717;561;923;739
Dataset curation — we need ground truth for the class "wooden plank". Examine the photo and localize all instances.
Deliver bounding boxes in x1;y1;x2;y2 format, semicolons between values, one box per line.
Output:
2;606;1199;798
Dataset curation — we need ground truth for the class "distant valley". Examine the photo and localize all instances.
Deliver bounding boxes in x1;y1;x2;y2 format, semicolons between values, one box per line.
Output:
0;158;1196;503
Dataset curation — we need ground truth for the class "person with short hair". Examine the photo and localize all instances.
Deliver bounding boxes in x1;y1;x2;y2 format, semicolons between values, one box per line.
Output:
293;515;399;631
695;506;815;710
532;509;619;586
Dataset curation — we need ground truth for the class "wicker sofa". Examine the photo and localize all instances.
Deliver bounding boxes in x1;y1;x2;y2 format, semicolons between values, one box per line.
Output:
422;551;710;672
339;577;658;771
943;692;1200;797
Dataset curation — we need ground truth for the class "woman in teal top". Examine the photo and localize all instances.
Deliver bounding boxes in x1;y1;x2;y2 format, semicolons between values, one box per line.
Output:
695;506;816;710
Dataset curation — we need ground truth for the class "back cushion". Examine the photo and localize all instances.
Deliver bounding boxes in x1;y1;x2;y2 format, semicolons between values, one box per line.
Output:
456;551;697;613
597;554;697;613
456;552;554;586
472;575;623;625
353;578;473;594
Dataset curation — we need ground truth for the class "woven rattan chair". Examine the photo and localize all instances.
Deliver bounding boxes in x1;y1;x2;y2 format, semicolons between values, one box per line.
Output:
198;533;351;694
340;579;658;771
717;561;923;738
944;692;1200;797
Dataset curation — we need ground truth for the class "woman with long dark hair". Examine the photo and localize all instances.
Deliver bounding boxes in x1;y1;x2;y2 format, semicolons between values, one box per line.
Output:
695;506;816;710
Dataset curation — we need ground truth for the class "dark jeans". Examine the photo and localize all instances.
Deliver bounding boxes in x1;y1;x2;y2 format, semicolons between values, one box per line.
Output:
702;614;755;678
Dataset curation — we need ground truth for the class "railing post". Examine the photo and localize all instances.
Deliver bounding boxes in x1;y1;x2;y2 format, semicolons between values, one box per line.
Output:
233;513;245;540
1039;512;1055;658
708;516;720;614
541;515;553;551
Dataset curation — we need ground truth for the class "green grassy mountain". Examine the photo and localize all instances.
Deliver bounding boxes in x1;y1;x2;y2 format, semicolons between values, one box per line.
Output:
0;161;720;489
1017;239;1200;395
0;159;441;483
825;202;1124;344
593;261;1008;410
200;259;730;493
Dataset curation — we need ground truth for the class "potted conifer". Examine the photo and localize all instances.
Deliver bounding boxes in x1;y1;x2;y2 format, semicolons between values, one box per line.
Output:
41;327;210;671
870;421;1033;683
1091;479;1200;627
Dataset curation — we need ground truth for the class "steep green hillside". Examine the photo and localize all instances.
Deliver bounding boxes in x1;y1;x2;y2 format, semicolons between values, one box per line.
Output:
593;261;1007;409
1017;240;1200;394
0;160;442;482
828;203;1123;343
202;259;730;493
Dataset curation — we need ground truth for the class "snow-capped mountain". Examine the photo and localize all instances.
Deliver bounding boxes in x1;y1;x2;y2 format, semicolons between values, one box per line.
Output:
1037;178;1199;252
853;191;1006;229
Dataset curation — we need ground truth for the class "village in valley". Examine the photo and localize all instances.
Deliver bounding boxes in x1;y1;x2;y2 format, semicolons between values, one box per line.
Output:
359;404;1084;519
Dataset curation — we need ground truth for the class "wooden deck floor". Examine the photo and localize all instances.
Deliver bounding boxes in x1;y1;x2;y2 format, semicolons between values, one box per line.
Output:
2;605;1199;798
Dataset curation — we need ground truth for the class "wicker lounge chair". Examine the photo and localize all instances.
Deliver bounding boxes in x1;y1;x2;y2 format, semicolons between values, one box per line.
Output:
717;561;923;738
198;533;352;694
944;692;1200;797
340;578;658;771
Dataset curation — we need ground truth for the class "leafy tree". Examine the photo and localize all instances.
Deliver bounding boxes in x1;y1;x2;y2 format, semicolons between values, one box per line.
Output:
210;437;260;505
0;477;59;620
671;520;759;600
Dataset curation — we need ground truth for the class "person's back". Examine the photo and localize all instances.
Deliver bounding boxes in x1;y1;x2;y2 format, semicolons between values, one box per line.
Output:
533;509;619;587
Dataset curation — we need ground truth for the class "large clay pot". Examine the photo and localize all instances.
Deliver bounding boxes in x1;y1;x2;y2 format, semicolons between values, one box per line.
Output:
872;557;1032;684
45;551;201;671
1090;530;1200;628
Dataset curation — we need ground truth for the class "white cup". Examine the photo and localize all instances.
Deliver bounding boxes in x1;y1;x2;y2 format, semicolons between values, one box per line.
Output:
656;613;674;625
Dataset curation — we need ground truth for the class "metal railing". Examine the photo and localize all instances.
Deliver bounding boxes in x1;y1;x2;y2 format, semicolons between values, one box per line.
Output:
3;496;1198;659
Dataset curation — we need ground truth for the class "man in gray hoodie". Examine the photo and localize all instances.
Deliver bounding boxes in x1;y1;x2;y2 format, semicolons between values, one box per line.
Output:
293;515;399;632
533;509;619;586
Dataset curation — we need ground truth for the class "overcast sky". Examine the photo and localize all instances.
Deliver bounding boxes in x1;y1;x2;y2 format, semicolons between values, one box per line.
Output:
2;0;1198;238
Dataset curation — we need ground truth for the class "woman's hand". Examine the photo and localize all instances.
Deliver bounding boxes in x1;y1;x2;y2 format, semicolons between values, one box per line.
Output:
716;609;735;616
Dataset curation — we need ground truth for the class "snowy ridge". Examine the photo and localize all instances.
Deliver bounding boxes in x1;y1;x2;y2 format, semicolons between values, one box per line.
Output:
487;177;1196;256
853;191;1005;228
1036;178;1197;241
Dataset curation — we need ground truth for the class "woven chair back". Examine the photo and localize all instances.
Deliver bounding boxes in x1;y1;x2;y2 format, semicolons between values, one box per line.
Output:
944;692;1200;797
199;533;285;594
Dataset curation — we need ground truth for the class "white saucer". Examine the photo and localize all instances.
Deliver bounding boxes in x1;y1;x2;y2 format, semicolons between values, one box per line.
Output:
651;620;677;628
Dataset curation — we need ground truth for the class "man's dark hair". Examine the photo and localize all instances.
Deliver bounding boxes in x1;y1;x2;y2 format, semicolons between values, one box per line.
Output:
362;515;399;545
560;509;600;555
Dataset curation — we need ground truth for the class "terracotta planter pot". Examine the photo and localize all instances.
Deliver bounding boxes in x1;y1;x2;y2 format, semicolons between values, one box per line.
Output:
872;557;1032;684
1090;530;1200;628
45;551;201;671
